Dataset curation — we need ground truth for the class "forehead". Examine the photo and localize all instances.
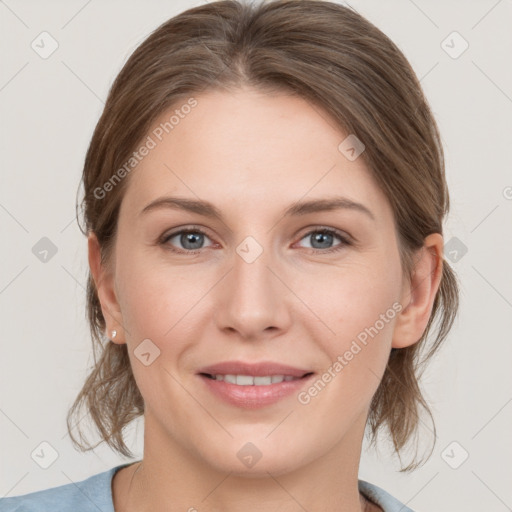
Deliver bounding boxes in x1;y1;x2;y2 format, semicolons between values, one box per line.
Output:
120;87;392;223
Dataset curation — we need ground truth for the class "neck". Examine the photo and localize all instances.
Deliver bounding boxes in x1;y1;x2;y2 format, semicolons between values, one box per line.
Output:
115;410;373;512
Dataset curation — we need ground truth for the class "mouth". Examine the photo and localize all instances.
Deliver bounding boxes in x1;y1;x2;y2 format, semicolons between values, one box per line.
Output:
199;372;314;386
196;361;316;409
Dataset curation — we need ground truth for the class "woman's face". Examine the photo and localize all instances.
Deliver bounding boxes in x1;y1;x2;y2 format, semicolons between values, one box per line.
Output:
106;87;410;475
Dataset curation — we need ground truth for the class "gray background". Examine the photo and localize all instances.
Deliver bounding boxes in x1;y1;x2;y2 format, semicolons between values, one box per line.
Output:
1;1;511;510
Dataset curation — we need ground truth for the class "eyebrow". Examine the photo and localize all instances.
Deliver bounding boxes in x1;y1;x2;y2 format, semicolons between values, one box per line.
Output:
140;195;375;221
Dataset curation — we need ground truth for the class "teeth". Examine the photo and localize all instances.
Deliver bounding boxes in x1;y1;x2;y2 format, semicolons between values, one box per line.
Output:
254;376;272;385
236;375;255;386
211;374;300;386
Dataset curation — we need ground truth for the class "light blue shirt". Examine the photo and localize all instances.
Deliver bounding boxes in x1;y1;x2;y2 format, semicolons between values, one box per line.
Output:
0;463;415;511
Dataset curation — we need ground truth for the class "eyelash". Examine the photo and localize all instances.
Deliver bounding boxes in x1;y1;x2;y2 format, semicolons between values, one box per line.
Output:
159;226;352;255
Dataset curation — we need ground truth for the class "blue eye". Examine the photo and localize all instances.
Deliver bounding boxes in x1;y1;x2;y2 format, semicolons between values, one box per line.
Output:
160;228;213;253
159;227;351;254
297;228;351;253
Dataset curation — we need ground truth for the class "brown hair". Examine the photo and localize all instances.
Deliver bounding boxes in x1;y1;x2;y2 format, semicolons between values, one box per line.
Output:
68;0;459;470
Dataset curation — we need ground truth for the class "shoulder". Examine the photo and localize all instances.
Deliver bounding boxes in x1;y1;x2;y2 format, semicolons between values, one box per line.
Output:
359;479;415;512
0;465;128;512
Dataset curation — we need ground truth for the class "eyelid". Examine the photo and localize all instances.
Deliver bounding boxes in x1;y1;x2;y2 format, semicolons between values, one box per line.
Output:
159;224;210;241
293;226;353;253
159;225;354;254
295;225;354;243
158;225;215;252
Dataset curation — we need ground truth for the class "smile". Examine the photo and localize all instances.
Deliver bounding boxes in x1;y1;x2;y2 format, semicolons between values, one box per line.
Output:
201;373;310;385
196;361;315;408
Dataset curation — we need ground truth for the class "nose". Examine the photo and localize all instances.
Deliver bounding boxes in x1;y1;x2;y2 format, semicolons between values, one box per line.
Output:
214;240;292;341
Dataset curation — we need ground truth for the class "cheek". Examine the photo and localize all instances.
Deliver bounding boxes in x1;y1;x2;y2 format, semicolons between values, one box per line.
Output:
114;254;202;408
295;266;401;426
116;247;205;339
114;254;218;406
305;250;403;366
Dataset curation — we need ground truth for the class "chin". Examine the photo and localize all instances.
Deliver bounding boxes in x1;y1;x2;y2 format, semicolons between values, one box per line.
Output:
197;438;314;478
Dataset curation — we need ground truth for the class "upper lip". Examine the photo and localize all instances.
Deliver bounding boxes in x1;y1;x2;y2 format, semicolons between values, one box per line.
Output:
197;361;313;378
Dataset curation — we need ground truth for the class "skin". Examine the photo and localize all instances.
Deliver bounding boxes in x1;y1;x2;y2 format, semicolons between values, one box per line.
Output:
89;86;443;512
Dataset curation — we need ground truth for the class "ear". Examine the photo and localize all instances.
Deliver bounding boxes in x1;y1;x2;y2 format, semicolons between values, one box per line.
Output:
88;232;126;345
392;233;444;349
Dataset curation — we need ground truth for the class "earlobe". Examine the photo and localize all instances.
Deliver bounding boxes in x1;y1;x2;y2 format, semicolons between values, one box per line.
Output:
392;233;444;349
87;232;125;344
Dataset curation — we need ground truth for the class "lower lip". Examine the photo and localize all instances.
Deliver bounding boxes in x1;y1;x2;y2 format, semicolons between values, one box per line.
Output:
198;374;314;409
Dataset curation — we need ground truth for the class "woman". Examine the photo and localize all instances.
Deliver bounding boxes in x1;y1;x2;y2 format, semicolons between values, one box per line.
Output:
0;0;458;511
